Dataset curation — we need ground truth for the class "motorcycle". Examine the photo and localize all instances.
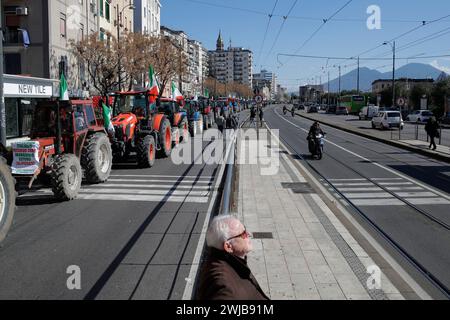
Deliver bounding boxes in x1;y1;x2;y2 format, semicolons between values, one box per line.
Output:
308;133;325;159
283;107;287;115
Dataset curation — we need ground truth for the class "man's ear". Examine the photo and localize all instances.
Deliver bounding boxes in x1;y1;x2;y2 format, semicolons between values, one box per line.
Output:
223;241;233;253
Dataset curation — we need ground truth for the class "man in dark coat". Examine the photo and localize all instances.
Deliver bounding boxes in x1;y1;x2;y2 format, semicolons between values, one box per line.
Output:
196;215;269;300
425;116;439;150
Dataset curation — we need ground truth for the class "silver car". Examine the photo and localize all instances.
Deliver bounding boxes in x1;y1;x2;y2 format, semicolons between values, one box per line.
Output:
406;110;433;123
371;111;404;130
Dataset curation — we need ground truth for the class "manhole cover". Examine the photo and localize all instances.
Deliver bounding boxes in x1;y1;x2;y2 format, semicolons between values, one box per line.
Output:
252;232;273;239
281;182;315;194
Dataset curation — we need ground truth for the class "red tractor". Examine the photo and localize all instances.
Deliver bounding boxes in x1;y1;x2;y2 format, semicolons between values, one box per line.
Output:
5;100;113;201
107;90;176;167
157;97;189;146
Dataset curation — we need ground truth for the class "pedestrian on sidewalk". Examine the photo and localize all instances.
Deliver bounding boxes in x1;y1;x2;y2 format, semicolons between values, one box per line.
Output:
196;215;269;300
425;116;439;150
259;108;264;125
250;107;256;127
226;114;233;129
216;113;225;134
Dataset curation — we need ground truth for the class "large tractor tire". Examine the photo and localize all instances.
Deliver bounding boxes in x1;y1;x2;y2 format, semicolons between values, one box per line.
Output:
158;118;172;158
136;135;156;168
50;154;82;201
0;160;16;244
180;118;189;143
81;133;112;184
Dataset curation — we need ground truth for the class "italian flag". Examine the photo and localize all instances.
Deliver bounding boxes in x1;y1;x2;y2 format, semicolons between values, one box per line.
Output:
171;81;183;100
148;65;159;103
60;72;69;101
102;102;115;134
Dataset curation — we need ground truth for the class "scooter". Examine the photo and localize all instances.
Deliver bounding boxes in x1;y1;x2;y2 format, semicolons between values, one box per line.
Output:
308;133;325;160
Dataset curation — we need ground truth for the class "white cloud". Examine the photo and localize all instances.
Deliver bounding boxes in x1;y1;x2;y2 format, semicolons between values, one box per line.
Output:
430;60;450;74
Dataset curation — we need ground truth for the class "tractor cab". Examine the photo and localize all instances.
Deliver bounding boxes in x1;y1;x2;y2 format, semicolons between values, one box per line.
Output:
30;100;100;157
157;97;180;124
157;97;188;145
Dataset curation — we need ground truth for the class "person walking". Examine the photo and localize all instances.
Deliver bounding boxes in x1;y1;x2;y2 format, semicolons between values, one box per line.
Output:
196;215;269;300
259;108;264;125
250;107;256;127
216;113;225;135
425;116;439;150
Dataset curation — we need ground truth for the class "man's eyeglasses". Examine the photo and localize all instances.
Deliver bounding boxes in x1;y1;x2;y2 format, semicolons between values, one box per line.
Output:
227;228;250;241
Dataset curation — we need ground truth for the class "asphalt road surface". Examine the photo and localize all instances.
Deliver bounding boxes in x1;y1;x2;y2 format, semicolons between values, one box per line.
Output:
0;129;229;299
265;104;450;298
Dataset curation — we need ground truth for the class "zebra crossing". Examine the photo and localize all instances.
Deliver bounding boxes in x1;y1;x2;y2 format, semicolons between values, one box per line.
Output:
18;174;214;203
322;177;450;206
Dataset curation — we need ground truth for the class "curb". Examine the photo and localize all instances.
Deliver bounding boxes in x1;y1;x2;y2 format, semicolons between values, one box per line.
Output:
296;111;450;164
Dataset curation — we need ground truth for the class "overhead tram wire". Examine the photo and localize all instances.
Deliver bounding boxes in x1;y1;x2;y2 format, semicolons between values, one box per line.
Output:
290;12;450;87
255;0;279;69
279;0;354;69
262;0;300;66
181;0;267;16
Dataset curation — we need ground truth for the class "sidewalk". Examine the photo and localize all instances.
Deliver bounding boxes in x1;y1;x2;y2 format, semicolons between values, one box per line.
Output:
235;128;409;300
296;111;450;163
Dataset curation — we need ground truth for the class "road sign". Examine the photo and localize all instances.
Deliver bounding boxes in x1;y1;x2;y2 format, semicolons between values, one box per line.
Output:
397;97;405;107
255;95;263;104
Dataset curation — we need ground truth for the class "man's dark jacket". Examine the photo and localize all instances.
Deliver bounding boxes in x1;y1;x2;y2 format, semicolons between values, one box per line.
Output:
196;248;270;300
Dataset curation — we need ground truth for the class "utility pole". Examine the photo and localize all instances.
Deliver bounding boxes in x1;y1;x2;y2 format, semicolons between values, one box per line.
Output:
0;6;5;147
327;71;330;108
117;5;121;91
338;66;341;106
357;56;360;94
392;41;396;109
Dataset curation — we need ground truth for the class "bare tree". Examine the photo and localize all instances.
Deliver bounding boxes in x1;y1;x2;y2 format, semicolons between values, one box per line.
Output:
70;32;125;100
149;36;187;98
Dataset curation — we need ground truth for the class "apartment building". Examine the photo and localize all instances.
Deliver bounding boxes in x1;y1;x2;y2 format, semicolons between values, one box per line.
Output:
208;31;253;88
134;0;160;35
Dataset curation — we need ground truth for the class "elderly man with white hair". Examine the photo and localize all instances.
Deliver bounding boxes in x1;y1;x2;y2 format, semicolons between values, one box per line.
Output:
196;214;269;300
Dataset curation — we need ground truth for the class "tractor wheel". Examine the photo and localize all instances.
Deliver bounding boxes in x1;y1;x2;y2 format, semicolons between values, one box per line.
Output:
180;118;189;143
158;118;172;158
0;160;16;244
81;133;112;184
50;154;82;201
136;135;156;168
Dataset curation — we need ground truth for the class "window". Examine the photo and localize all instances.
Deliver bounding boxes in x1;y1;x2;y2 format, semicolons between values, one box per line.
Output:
4;53;21;74
99;0;104;17
105;0;110;21
100;29;105;41
60;13;66;38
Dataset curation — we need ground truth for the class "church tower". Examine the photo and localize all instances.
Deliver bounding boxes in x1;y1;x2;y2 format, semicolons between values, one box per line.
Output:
216;30;224;51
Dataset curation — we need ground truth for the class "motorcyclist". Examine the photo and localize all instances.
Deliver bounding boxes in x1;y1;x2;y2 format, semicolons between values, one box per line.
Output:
283;105;287;114
291;107;295;117
307;121;325;154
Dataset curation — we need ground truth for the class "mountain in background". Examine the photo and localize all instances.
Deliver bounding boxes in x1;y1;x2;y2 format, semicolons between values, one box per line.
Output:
321;63;447;92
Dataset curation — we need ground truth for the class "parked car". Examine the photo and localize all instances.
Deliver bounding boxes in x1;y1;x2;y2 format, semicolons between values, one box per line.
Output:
335;106;349;115
406;110;434;123
359;105;379;120
307;105;318;113
440;113;450;125
371;111;404;130
326;104;337;114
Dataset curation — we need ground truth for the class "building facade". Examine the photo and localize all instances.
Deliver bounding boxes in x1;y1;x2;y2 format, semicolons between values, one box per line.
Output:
253;69;276;99
371;78;434;94
208;31;253;88
134;0;160;35
299;85;324;102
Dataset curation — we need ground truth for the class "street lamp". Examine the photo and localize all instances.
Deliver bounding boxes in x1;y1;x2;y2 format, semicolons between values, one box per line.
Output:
383;41;396;109
117;2;136;91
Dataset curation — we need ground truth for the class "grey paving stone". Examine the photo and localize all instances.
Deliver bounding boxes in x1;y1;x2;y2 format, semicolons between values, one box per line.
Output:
310;265;337;284
303;250;327;266
316;283;346;300
268;282;296;299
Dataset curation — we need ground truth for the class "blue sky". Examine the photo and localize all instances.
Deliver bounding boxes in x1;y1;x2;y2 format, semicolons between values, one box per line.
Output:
161;0;450;90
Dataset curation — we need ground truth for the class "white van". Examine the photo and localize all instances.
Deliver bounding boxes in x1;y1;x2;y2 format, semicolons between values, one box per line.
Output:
371;111;404;130
359;105;379;120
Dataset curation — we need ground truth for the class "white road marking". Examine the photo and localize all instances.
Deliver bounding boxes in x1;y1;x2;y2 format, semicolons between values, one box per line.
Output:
407;198;450;205
107;178;212;184
333;183;375;186
351;199;405;206
109;174;213;180
79;188;209;196
395;192;437;198
337;187;384;192
78;193;209;203
344;193;393;199
99;183;211;190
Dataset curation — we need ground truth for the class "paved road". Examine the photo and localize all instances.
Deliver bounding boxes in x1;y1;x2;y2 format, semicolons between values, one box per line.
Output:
265;105;450;298
0;128;230;299
297;110;450;147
